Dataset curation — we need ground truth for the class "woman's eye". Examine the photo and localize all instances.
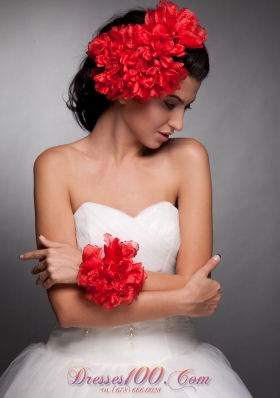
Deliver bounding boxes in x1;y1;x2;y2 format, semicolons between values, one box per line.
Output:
164;102;176;110
185;105;192;111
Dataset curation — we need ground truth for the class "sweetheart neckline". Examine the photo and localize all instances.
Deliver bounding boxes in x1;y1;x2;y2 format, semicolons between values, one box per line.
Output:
73;200;178;219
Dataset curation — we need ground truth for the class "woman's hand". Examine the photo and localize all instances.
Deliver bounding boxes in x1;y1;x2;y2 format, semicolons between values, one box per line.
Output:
19;235;82;289
178;255;222;317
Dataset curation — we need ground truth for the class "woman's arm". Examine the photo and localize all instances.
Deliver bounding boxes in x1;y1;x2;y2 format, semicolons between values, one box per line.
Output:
174;138;213;279
25;239;208;291
32;142;219;328
48;255;220;328
141;138;213;290
25;239;189;290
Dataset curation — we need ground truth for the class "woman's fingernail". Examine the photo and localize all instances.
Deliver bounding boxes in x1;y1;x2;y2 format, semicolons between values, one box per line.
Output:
38;234;46;239
19;255;23;259
213;254;221;260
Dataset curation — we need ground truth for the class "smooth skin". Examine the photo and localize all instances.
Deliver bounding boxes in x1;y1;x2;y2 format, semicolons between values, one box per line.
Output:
20;76;221;328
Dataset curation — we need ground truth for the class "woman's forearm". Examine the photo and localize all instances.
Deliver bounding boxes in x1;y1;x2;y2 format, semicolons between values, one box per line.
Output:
143;270;189;291
26;236;192;292
26;240;205;292
48;256;220;328
49;284;184;329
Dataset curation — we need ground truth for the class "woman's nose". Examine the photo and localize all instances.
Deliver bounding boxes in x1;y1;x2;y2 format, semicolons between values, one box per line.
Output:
168;111;184;132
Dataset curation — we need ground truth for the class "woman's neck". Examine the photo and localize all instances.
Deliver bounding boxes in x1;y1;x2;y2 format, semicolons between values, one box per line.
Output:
83;104;147;164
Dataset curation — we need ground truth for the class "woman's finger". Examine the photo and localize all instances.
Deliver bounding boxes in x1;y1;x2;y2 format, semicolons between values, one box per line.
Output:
20;249;48;261
36;270;50;285
42;277;54;290
20;237;69;261
38;235;67;248
31;260;47;275
198;255;221;278
205;291;221;306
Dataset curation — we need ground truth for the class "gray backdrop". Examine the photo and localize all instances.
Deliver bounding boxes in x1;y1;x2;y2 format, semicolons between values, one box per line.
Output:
1;1;279;397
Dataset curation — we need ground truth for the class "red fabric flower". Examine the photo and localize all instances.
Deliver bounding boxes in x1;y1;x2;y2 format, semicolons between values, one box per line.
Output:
87;0;207;103
77;234;148;310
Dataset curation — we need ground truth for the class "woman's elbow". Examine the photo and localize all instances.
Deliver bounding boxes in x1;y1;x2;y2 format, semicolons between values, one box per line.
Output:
56;313;73;328
47;285;80;328
49;301;74;328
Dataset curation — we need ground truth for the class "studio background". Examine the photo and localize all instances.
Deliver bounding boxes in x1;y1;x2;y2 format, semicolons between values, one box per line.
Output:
1;1;279;397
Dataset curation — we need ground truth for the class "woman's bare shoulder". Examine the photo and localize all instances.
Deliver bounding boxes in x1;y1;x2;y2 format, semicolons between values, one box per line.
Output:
166;137;210;168
33;139;85;173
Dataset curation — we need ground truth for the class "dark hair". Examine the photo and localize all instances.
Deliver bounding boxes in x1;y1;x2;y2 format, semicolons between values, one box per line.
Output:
66;8;209;132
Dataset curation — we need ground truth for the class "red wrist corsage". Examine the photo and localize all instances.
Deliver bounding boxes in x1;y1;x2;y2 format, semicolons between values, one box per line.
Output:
77;233;148;310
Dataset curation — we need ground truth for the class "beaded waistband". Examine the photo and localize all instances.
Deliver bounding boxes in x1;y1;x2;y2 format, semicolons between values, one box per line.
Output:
52;317;192;352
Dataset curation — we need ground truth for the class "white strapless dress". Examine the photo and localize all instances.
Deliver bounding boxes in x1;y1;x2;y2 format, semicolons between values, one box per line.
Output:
0;202;253;397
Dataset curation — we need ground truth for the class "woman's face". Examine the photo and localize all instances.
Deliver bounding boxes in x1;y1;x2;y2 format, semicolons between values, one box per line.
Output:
118;75;201;149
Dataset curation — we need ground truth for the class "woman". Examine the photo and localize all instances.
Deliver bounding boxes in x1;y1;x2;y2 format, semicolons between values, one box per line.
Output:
0;1;253;396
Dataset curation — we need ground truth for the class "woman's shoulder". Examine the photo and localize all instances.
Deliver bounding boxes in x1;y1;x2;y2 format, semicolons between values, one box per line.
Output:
34;139;86;172
165;137;210;167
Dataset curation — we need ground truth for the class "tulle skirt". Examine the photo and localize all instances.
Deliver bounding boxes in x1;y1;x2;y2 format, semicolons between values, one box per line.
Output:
0;317;253;397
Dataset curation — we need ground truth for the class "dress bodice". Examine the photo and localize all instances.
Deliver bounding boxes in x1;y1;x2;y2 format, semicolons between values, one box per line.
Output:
74;201;181;275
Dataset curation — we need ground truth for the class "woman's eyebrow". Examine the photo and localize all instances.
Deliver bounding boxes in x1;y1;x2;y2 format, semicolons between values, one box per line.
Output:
166;94;195;109
166;94;184;104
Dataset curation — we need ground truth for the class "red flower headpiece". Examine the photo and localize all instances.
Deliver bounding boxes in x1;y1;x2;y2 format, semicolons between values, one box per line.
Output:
87;0;207;103
77;234;148;310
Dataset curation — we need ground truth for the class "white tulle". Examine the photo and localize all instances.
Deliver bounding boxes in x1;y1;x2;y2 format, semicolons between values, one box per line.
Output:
0;201;253;397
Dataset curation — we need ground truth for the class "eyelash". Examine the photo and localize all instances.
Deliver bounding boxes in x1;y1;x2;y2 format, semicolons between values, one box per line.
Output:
164;102;192;111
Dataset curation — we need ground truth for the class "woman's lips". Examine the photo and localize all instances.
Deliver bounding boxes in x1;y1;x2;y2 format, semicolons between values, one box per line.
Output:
158;132;172;142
